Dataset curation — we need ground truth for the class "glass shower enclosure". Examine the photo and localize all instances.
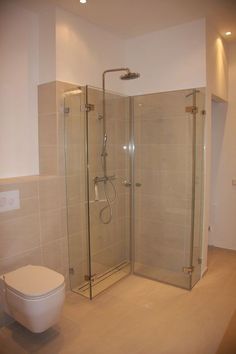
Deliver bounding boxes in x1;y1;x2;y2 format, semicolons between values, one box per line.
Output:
64;85;205;299
64;86;131;299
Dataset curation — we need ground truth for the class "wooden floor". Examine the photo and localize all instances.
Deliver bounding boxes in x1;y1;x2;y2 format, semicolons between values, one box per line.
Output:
216;310;236;354
0;246;236;354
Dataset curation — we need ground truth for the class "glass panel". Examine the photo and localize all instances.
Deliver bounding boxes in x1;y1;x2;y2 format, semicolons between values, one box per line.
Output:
133;89;205;290
64;88;91;296
191;89;205;287
86;86;131;298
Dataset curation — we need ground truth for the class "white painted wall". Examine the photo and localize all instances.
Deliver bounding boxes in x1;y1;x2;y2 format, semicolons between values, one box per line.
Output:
56;8;125;93
124;19;206;96
38;4;56;84
0;1;39;178
201;23;229;271
206;23;229;101
209;43;236;250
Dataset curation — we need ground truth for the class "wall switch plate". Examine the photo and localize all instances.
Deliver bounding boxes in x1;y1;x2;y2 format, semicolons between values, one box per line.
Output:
0;190;20;213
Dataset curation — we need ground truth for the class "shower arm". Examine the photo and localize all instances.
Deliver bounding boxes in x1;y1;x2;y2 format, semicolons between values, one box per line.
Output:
102;67;131;122
102;68;131;87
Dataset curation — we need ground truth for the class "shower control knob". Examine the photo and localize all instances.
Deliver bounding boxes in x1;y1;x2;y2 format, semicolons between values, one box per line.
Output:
135;182;142;187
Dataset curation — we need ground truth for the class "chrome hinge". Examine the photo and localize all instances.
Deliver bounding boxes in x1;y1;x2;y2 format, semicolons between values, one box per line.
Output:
69;267;74;275
81;103;95;112
198;257;202;265
185;106;198;114
183;266;194;274
84;274;96;282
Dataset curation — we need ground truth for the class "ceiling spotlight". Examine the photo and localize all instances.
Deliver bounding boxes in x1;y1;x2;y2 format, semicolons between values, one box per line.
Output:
225;31;232;36
80;0;87;3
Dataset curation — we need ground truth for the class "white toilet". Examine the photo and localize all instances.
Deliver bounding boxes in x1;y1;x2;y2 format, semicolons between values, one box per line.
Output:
0;265;65;333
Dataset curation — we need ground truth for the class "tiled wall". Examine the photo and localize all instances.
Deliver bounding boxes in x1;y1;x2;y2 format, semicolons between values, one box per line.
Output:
0;176;68;276
0;81;78;324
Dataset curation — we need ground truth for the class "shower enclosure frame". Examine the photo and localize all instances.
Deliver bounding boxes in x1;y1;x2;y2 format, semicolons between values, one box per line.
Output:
64;85;205;299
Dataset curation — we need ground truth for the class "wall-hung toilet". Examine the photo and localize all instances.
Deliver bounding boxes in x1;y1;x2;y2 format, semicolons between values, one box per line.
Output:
0;265;65;333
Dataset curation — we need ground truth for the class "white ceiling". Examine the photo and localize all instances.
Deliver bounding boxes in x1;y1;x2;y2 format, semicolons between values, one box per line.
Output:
51;0;236;40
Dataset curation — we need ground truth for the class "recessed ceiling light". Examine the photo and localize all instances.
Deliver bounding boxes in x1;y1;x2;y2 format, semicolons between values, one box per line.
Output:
80;0;87;3
225;31;232;36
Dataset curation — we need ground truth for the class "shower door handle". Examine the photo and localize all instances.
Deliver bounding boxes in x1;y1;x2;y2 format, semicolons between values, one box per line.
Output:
135;182;142;187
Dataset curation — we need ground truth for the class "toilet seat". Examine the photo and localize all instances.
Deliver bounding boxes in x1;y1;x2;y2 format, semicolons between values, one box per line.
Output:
5;281;65;300
2;265;65;299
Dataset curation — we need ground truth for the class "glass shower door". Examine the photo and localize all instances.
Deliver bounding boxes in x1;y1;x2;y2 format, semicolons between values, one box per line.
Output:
85;86;131;298
133;88;205;290
64;87;90;295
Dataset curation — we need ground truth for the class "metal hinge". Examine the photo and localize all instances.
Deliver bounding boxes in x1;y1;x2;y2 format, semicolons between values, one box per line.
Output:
185;106;198;114
64;107;70;114
81;103;95;112
183;266;194;274
198;257;202;265
84;274;96;282
69;267;74;275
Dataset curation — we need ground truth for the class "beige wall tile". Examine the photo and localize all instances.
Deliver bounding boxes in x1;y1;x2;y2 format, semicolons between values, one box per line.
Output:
0;181;38;198
0;197;39;222
68;232;87;267
67;202;85;236
38;82;57;115
135;194;191;226
66;173;85;205
0;214;40;259
56;81;78;115
65;144;84;175
42;238;68;277
0;247;42;274
38;177;66;211
39;145;58;175
57;146;66;176
64;93;82;117
38;114;58;146
57;113;65;148
65;115;84;146
40;208;66;245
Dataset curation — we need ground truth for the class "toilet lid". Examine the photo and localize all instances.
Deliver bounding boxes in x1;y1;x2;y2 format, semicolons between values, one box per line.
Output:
2;265;65;298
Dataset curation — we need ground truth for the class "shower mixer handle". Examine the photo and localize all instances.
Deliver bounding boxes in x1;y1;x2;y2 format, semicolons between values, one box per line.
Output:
94;175;116;183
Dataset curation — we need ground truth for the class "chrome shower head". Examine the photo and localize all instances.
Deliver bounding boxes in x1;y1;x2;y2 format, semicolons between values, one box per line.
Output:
120;72;140;80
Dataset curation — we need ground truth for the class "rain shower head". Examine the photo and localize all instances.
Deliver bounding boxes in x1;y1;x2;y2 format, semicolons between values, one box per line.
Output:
120;71;140;80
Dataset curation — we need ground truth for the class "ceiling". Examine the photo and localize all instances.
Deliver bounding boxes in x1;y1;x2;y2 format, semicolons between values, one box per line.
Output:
51;0;236;40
